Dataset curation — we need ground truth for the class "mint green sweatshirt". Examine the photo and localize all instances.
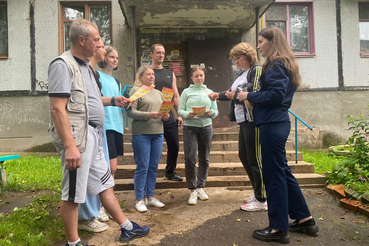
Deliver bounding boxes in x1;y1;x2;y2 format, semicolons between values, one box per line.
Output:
178;84;218;128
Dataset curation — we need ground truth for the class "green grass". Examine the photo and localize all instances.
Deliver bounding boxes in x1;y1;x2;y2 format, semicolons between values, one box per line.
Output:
0;156;65;245
301;149;347;174
1;156;62;192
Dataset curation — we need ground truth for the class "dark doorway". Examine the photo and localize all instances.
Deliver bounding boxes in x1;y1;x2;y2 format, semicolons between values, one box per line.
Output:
187;39;234;127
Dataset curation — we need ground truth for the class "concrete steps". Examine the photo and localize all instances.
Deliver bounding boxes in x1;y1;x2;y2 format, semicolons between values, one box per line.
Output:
114;125;326;191
115;162;315;179
117;150;303;165
114;173;327;190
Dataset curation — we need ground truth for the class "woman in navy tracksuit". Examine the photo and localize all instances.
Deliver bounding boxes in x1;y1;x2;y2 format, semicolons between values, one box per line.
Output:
238;27;319;244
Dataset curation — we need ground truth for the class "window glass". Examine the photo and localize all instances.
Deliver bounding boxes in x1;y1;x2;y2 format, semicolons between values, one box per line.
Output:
359;4;369;53
289;6;309;52
0;4;7;55
90;6;111;45
265;5;287;21
360;22;369;52
265;3;313;55
359;4;369;20
64;6;84;20
266;22;286;35
64;22;71;52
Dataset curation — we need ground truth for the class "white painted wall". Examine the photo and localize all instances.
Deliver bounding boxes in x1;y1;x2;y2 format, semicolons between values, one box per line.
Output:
0;1;31;91
0;0;133;93
341;0;369;87
0;0;133;151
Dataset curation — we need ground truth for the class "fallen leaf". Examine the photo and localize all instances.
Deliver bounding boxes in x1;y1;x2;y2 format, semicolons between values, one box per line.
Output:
179;231;183;235
340;216;346;219
319;218;324;221
341;238;346;241
296;239;302;242
236;219;241;222
353;221;365;224
8;233;13;237
246;219;251;222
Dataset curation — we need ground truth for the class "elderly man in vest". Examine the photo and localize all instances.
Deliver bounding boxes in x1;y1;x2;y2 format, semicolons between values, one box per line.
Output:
48;19;149;246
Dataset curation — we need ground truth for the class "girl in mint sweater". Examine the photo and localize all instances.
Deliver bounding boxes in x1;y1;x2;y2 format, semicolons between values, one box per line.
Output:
178;66;218;205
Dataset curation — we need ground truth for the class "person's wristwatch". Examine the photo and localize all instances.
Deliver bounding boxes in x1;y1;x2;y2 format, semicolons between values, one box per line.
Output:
111;97;116;106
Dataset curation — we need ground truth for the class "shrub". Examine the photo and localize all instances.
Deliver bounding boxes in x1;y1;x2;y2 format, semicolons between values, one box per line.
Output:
327;105;369;195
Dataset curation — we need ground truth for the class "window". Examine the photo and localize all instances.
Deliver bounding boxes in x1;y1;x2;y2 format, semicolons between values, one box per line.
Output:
359;3;369;57
0;1;8;59
264;2;315;56
59;2;112;54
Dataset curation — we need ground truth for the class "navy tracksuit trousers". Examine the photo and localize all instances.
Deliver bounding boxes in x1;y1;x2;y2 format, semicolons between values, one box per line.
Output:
259;122;311;231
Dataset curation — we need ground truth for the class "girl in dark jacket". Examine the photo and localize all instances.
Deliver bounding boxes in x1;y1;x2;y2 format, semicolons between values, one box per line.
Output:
238;26;319;244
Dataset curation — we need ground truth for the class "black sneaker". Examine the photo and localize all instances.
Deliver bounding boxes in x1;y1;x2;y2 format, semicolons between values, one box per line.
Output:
289;218;319;234
164;173;183;181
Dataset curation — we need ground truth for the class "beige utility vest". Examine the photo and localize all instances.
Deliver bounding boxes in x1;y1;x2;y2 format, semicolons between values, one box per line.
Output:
49;51;89;153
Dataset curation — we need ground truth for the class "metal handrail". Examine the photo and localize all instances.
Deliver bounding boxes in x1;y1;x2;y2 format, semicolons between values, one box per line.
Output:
288;109;313;163
122;85;133;129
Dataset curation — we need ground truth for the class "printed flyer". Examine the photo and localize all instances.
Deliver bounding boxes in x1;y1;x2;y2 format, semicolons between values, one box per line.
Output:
192;106;206;116
129;85;153;101
159;101;175;114
162;87;174;102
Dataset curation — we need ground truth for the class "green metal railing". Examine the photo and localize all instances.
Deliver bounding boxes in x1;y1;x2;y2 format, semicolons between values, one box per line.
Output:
288;109;313;163
122;85;133;129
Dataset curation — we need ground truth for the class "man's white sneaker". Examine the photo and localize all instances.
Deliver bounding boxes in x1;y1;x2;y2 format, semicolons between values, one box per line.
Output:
146;197;165;208
196;188;209;200
78;219;108;233
188;190;198;205
98;206;109;222
240;200;268;211
243;193;256;203
135;200;148;213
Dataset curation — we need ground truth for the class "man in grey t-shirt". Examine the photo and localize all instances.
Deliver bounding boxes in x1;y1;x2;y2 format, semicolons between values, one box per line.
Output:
48;19;149;246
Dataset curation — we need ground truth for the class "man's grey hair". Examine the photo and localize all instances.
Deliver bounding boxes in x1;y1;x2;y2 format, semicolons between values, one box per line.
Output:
69;19;98;45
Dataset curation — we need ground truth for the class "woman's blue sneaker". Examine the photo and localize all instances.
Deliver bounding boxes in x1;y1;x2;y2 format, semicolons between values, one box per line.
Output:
120;221;150;242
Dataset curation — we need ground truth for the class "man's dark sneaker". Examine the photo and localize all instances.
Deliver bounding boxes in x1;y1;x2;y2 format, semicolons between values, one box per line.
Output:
164;173;183;181
120;221;150;242
289;218;319;234
65;241;88;246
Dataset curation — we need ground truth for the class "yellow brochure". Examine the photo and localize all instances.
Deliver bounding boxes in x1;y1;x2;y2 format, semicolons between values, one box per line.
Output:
127;85;153;108
129;85;153;101
192;106;206;116
162;87;174;102
158;101;175;114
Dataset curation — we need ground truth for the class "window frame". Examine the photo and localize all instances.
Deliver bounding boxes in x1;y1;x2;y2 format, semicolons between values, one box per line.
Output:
359;2;369;57
0;1;8;59
264;1;315;57
58;1;112;55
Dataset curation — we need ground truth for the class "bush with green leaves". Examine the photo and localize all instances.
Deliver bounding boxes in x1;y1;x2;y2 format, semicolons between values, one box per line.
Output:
327;105;369;195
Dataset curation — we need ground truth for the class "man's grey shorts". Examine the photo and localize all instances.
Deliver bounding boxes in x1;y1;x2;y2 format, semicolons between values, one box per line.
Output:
56;125;115;203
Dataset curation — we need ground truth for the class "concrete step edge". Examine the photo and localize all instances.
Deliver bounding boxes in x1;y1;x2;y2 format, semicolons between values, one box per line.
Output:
117;161;314;169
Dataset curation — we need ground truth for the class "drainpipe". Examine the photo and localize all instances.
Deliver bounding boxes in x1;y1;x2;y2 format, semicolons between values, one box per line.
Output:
255;6;260;61
130;5;137;80
30;0;36;93
335;0;344;90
